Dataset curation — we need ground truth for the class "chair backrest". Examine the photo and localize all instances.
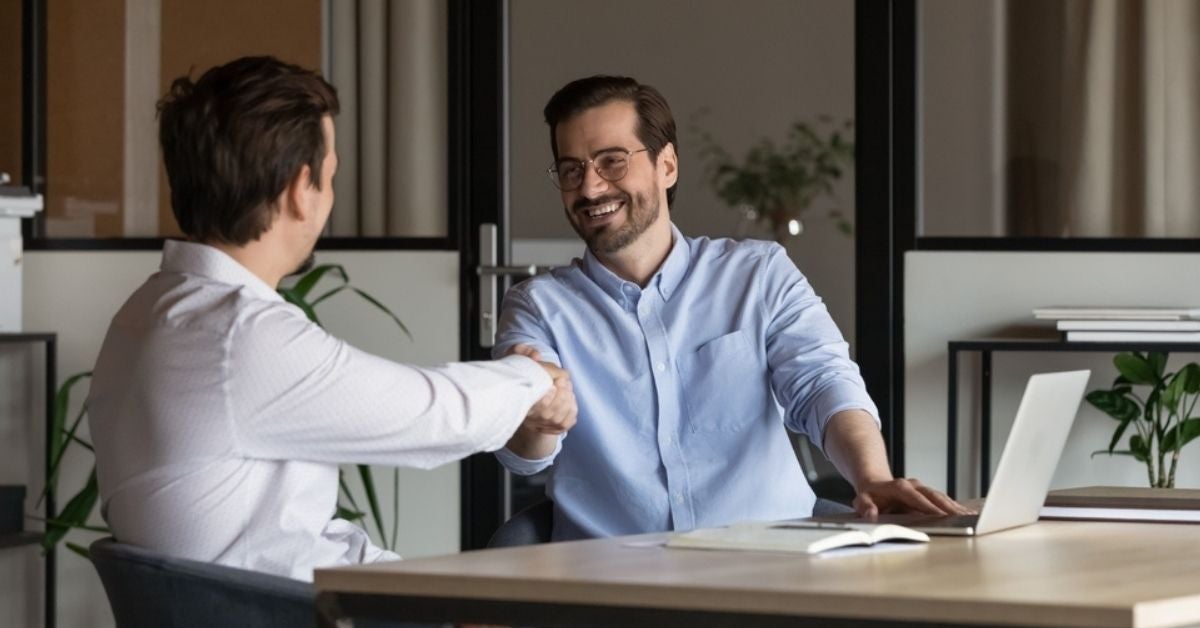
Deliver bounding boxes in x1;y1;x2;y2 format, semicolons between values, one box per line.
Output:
89;537;314;628
488;499;554;548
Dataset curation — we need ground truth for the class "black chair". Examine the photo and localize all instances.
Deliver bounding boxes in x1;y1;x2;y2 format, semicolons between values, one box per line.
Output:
90;537;434;628
487;497;855;548
90;537;315;628
488;499;555;548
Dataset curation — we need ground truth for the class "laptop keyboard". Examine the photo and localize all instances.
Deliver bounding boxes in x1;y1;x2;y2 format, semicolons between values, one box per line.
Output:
903;513;980;528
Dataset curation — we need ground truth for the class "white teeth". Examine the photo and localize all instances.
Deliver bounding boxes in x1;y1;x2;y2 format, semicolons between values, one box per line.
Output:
585;202;621;218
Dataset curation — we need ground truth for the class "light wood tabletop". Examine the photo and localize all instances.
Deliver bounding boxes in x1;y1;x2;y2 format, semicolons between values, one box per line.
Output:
314;520;1200;627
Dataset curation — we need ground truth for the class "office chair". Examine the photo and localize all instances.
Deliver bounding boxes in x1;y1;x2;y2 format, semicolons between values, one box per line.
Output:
488;499;555;548
90;537;314;628
89;537;433;628
488;497;855;548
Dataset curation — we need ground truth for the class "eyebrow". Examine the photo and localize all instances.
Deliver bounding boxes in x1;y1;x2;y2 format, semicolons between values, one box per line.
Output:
555;146;633;163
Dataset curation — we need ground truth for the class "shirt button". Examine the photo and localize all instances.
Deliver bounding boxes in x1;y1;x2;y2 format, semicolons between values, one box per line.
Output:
655;361;666;372
675;493;685;504
663;435;673;445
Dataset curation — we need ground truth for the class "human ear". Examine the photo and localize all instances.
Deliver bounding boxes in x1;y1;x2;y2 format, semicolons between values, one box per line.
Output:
282;164;316;221
658;143;679;188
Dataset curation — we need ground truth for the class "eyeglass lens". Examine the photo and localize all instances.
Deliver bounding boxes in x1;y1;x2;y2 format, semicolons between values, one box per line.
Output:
553;150;632;191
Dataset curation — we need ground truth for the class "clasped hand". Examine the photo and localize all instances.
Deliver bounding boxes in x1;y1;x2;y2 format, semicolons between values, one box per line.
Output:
510;344;577;435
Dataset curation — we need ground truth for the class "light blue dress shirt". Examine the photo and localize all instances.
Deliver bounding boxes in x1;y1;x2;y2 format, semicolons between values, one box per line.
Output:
494;225;879;541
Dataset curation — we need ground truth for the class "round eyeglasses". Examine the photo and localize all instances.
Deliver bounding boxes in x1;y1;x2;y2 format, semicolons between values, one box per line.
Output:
547;148;649;191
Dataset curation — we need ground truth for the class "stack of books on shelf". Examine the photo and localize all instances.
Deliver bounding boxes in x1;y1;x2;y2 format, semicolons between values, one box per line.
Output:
1033;306;1200;342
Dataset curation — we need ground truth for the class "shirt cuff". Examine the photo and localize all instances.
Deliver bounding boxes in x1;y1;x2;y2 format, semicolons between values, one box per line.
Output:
495;435;562;476
497;354;554;393
810;381;881;453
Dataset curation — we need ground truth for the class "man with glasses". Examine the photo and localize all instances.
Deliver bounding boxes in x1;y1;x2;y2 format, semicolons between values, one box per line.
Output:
495;75;966;541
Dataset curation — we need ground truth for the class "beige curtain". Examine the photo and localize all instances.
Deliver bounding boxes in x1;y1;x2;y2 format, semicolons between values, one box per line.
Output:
1006;0;1200;237
328;0;448;237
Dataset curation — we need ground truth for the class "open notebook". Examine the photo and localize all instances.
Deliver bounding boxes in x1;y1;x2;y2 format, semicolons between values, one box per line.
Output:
667;521;929;554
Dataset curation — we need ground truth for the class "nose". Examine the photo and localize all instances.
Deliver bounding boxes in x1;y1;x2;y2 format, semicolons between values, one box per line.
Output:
579;162;611;198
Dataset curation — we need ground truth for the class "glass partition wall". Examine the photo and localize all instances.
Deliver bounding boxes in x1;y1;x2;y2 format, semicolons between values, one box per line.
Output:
921;0;1200;239
23;0;449;241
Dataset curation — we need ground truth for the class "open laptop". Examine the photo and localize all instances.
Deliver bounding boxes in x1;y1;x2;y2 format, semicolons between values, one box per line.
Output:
819;369;1091;536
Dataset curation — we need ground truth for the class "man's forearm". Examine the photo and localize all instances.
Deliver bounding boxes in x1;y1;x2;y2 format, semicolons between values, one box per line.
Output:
822;409;894;491
505;426;560;460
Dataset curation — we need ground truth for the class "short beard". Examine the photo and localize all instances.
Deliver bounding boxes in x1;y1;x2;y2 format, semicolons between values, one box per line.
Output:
289;252;316;277
571;190;660;255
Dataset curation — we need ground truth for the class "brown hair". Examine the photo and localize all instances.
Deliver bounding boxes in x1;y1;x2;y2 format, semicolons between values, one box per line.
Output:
543;75;678;207
157;56;339;245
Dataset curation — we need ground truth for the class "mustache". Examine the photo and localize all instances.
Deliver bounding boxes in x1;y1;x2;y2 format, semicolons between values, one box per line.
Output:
572;193;630;213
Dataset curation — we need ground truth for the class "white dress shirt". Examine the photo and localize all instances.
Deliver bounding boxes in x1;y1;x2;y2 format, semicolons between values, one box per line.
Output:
88;240;551;581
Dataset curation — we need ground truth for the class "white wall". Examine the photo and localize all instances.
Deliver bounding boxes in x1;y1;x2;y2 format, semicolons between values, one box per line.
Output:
906;251;1200;497
3;248;460;628
509;0;858;348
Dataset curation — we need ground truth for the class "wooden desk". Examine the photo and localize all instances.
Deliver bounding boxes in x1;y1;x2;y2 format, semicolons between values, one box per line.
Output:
314;520;1200;627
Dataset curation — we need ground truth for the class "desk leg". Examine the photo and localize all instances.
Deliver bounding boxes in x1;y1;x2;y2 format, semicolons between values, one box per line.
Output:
980;351;992;497
947;348;958;500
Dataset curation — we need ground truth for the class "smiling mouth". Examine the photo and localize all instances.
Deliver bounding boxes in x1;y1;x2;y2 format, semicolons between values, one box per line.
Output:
581;201;623;219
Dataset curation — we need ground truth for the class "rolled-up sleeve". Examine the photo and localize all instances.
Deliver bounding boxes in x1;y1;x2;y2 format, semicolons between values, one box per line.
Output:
494;435;563;476
761;245;879;453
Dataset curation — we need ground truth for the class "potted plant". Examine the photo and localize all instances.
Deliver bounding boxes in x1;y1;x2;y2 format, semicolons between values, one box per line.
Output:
42;263;410;557
1085;351;1200;488
693;113;854;242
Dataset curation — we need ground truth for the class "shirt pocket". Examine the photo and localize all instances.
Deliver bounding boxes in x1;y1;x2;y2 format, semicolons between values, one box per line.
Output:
678;329;770;432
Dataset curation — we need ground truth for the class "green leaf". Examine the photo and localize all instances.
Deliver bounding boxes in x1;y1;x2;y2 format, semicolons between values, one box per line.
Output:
42;468;99;555
1091;449;1139;459
311;285;349;307
1148;352;1168;378
1179;363;1200;394
1114;353;1157;385
1129;434;1150;463
1144;388;1161;422
335;506;365;522
338;472;362;514
390;467;400;551
50;372;93;467
289;264;348;301
278;287;322;326
41;372;93;507
1162;418;1200;452
357;465;387;544
1106;414;1135;454
351;288;412;340
1085;390;1140;422
65;542;91;559
1164;369;1189;408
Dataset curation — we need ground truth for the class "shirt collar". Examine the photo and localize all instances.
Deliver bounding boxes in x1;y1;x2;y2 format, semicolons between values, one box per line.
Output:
160;239;284;303
580;223;691;306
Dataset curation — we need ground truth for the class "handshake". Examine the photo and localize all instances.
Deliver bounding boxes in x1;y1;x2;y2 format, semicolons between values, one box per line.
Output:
506;344;578;459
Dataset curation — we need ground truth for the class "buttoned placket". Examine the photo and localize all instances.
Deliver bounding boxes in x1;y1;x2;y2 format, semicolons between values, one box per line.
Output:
624;279;694;530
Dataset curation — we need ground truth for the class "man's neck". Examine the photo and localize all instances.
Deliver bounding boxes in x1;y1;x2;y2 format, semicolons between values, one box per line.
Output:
594;221;673;287
207;240;287;288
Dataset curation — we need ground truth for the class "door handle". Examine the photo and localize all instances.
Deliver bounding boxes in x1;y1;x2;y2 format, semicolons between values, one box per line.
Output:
476;224;555;348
